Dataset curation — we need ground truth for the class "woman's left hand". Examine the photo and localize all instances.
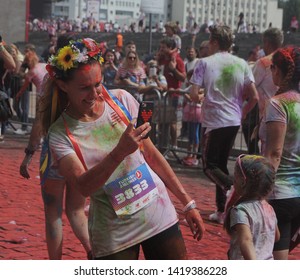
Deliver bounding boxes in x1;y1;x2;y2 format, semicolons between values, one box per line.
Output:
185;209;205;241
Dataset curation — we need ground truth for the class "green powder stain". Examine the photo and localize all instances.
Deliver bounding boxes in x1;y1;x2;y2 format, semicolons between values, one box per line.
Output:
283;100;300;131
216;64;243;96
91;123;122;144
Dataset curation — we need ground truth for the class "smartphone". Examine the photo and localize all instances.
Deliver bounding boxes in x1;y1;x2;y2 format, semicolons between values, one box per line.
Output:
136;101;154;138
149;67;157;77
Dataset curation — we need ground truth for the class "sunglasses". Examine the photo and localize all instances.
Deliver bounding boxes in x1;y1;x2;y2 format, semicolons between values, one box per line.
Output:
237;154;246;180
128;56;136;60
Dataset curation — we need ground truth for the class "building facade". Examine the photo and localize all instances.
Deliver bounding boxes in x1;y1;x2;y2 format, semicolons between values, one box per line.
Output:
51;0;142;24
0;0;28;43
50;0;283;32
171;0;283;32
50;0;169;27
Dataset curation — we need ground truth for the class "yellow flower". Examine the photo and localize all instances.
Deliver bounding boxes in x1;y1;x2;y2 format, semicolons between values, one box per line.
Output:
56;46;76;71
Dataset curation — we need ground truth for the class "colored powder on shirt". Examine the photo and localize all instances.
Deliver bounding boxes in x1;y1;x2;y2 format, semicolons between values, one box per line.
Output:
216;64;242;96
91;123;122;143
285;101;300;130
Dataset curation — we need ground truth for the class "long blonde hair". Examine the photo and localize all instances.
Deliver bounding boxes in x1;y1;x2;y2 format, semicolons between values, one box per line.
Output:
39;76;69;135
24;51;39;69
122;50;142;69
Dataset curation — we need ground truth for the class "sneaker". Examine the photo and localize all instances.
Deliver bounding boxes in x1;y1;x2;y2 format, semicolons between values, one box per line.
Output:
13;128;27;135
208;211;225;224
182;156;193;166
191;158;199;166
5;126;14;132
168;144;177;150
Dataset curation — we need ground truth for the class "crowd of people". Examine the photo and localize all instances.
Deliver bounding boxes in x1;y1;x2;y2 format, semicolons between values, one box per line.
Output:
28;17;167;37
1;17;300;260
29;13;300;40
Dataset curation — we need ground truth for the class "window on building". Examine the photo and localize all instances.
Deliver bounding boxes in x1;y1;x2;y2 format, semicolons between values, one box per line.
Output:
116;10;133;17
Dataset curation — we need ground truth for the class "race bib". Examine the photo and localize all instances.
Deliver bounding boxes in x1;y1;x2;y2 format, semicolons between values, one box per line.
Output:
104;163;158;217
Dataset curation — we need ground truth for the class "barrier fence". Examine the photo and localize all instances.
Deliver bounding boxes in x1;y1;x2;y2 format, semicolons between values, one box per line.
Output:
8;83;256;164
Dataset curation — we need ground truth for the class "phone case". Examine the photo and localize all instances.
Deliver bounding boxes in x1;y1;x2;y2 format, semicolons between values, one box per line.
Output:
136;101;154;138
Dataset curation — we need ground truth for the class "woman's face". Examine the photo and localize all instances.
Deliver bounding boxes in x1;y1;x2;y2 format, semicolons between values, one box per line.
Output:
127;53;137;66
61;63;102;116
270;63;283;87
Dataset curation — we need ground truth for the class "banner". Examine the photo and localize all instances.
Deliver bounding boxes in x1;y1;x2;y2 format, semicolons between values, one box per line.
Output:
1;260;299;279
141;0;164;14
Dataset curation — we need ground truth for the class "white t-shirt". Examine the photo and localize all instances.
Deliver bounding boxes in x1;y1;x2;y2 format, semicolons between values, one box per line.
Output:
253;54;279;153
252;53;278;119
229;200;277;260
185;58;199;73
265;91;300;199
49;89;178;257
190;52;254;130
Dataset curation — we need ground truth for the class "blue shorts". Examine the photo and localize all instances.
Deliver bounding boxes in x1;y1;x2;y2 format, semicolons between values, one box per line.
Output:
40;138;64;183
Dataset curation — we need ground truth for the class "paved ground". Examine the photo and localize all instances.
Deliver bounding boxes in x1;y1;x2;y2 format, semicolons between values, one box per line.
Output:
1;130;300;260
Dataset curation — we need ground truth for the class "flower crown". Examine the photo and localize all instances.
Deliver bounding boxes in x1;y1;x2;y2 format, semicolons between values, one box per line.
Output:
46;38;104;79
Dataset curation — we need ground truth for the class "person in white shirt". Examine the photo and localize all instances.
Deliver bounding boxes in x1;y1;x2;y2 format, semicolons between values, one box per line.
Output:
252;27;284;154
190;25;258;224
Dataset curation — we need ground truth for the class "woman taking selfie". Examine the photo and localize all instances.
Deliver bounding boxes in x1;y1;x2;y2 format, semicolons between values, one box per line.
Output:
39;38;205;260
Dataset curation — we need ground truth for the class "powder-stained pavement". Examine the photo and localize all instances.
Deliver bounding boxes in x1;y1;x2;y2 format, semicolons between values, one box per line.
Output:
1;132;300;260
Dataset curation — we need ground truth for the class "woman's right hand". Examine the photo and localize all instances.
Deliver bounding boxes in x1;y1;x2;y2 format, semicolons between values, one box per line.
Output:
114;121;151;160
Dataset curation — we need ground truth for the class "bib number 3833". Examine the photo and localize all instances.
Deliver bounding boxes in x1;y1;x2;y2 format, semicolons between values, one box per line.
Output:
104;163;158;217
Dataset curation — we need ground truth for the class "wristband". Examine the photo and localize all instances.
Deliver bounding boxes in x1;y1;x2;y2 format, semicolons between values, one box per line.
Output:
183;200;197;213
25;147;35;156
